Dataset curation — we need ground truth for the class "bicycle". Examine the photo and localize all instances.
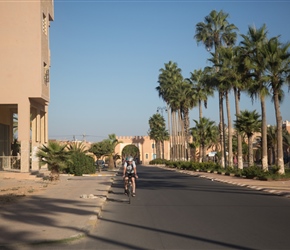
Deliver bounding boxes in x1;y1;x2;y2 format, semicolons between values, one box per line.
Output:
125;174;135;204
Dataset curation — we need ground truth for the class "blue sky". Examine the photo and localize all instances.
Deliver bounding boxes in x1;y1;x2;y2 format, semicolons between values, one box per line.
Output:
49;0;290;142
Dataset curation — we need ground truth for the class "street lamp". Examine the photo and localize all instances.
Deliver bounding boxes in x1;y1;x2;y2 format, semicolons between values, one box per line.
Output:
157;106;167;117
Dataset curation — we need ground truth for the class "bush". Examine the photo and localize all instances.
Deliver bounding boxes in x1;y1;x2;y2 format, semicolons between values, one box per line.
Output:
242;165;264;179
149;158;169;165
268;165;280;174
151;159;290;181
66;152;96;176
162;160;222;173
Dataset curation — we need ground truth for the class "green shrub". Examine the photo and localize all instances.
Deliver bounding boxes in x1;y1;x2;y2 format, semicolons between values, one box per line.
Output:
180;161;192;170
242;165;264;179
163;160;222;173
233;168;243;177
149;158;169;165
66;152;96;176
151;158;290;181
268;165;280;174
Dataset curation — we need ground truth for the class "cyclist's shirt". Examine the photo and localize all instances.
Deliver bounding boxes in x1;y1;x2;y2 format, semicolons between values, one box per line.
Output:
124;161;136;174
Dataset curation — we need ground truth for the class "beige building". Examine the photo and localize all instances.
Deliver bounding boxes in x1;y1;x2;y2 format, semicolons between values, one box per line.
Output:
0;1;54;172
115;136;171;165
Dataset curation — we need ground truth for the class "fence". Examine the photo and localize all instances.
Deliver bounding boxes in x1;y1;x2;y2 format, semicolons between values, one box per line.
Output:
0;156;21;171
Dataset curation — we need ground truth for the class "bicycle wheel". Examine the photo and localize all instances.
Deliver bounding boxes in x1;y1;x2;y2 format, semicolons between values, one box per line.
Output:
128;181;131;204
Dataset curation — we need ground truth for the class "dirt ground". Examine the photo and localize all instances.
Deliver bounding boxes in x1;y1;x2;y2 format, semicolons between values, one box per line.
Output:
0;172;53;205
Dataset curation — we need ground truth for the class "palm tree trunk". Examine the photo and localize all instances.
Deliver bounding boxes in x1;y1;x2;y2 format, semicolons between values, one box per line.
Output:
248;134;254;167
274;144;278;165
199;99;203;120
219;91;225;167
269;147;273;165
172;111;177;160
156;141;161;158
171;111;175;160
181;114;186;160
273;91;285;174
167;106;171;160
260;97;268;171
226;91;233;167
198;99;203;163
193;148;197;162
234;88;243;169
183;108;191;161
178;110;183;160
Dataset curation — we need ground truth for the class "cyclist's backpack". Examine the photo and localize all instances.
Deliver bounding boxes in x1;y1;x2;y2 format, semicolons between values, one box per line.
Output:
126;161;134;173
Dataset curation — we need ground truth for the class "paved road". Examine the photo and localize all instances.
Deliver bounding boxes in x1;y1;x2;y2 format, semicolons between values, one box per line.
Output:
33;165;290;250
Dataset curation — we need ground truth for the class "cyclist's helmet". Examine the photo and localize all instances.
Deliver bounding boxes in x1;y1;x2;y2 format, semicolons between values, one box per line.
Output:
127;156;133;162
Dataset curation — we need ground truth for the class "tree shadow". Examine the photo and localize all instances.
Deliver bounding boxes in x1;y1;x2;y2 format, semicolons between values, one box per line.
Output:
0;176;113;247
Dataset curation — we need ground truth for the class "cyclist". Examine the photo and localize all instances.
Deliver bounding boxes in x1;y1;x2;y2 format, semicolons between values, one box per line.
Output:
123;156;138;197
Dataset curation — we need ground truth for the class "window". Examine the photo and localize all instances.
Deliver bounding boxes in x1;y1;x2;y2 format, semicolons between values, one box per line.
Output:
44;69;49;84
43;62;49;84
145;154;148;159
42;13;47;35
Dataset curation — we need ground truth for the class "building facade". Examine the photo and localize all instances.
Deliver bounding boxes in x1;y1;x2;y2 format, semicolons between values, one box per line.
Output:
0;1;54;172
115;136;171;165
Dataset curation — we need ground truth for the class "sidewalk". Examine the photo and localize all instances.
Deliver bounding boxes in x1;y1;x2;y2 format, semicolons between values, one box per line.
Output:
0;169;119;248
1;165;290;248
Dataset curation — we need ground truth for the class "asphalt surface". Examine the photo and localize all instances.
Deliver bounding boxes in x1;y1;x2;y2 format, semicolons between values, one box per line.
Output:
0;165;290;249
30;165;290;250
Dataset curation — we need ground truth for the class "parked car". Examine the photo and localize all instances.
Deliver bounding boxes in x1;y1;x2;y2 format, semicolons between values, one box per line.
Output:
95;160;105;168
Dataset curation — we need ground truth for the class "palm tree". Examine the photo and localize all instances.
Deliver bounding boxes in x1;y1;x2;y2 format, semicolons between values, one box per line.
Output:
156;61;184;160
13;114;18;135
234;110;262;167
36;141;71;181
67;141;88;154
112;153;121;168
261;37;290;174
194;9;238;167
106;134;122;170
189;127;200;162
168;86;184;160
190;117;219;162
11;138;20;156
148;113;170;159
186;68;214;121
215;46;242;168
240;24;270;171
267;125;277;165
186;68;214;162
179;81;197;160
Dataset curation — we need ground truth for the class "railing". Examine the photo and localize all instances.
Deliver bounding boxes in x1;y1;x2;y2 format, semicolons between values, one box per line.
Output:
0;156;21;171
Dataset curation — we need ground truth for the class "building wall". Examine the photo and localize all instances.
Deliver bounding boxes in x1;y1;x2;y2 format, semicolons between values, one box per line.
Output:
283;120;290;133
0;1;53;102
115;136;171;165
0;1;54;172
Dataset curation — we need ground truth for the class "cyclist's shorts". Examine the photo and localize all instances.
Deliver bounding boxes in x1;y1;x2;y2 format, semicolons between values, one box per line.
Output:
125;173;135;178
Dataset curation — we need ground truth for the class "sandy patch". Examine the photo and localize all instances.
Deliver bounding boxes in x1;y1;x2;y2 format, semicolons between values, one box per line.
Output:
0;177;51;205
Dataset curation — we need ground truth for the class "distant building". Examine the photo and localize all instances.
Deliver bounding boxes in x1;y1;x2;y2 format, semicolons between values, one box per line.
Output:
283;120;290;133
0;1;54;172
115;136;171;165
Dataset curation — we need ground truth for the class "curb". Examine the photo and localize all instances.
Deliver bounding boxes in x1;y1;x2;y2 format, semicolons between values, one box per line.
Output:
155;165;290;200
74;178;115;238
67;173;118;241
7;175;118;249
197;173;290;199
